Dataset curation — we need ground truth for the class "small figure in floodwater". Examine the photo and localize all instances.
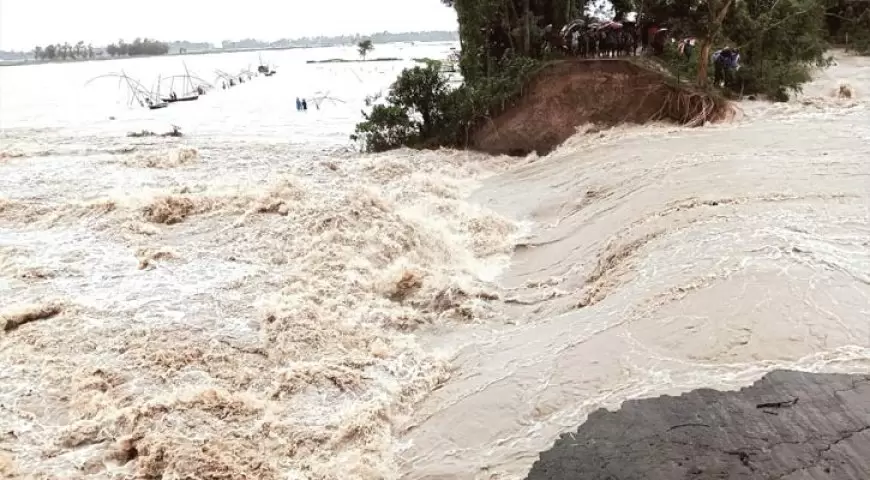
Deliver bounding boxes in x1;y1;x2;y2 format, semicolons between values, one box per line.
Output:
301;99;308;111
295;97;302;111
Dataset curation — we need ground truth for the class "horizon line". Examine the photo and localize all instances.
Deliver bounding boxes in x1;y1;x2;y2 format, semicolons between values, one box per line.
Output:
1;30;460;53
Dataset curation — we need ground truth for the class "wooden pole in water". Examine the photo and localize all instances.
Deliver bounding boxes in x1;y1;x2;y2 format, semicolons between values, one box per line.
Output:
184;61;193;94
121;71;140;107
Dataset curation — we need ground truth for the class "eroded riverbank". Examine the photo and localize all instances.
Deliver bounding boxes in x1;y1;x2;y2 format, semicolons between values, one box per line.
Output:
397;53;870;479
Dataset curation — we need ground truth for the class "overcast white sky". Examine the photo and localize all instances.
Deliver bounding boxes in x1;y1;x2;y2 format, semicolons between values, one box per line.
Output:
0;0;458;51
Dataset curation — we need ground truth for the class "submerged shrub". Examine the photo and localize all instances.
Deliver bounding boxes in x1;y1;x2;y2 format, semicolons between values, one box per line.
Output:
352;56;542;153
351;105;418;153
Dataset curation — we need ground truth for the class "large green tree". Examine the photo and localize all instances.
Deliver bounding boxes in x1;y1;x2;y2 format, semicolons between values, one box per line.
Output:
725;0;829;95
354;0;837;153
606;0;829;94
443;0;586;82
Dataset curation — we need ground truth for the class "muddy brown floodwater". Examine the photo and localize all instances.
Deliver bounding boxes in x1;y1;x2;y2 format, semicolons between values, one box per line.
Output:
397;53;870;479
1;51;868;480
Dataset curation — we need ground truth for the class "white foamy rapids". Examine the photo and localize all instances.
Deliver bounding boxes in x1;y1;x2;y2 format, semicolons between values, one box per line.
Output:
397;53;870;478
0;131;520;477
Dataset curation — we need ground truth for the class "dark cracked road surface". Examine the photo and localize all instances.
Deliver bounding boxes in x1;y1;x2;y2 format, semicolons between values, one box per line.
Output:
527;370;870;479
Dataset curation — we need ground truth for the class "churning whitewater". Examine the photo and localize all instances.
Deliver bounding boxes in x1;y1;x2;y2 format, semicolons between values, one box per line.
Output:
1;50;869;479
0;135;519;477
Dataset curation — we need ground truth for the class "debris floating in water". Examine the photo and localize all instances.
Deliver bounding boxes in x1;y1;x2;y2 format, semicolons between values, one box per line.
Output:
1;301;64;332
127;125;183;138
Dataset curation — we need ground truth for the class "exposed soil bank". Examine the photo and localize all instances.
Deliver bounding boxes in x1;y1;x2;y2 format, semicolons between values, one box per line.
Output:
396;52;870;480
472;59;731;156
527;370;870;479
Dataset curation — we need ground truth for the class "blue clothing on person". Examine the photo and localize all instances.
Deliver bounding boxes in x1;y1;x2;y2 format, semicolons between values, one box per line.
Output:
713;48;740;69
725;51;740;69
712;47;740;87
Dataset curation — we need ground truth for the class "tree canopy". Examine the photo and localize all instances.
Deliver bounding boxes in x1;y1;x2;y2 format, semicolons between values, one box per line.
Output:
358;39;375;60
32;41;96;61
106;38;170;57
448;0;834;90
353;0;864;153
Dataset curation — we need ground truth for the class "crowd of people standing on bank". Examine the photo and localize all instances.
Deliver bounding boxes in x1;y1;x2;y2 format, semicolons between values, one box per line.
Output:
558;12;742;89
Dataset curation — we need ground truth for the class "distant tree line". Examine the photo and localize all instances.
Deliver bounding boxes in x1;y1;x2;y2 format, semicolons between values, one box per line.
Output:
106;38;170;57
169;41;213;53
21;31;455;63
33;41;95;61
221;30;459;49
30;38;171;62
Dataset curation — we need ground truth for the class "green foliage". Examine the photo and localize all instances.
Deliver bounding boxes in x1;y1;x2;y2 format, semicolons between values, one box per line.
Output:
352;63;446;152
659;42;700;83
721;0;829;96
643;0;830;97
448;0;832;103
351;105;417;152
466;55;543;114
387;62;451;137
352;55;543;153
447;0;579;83
356;0;846;152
